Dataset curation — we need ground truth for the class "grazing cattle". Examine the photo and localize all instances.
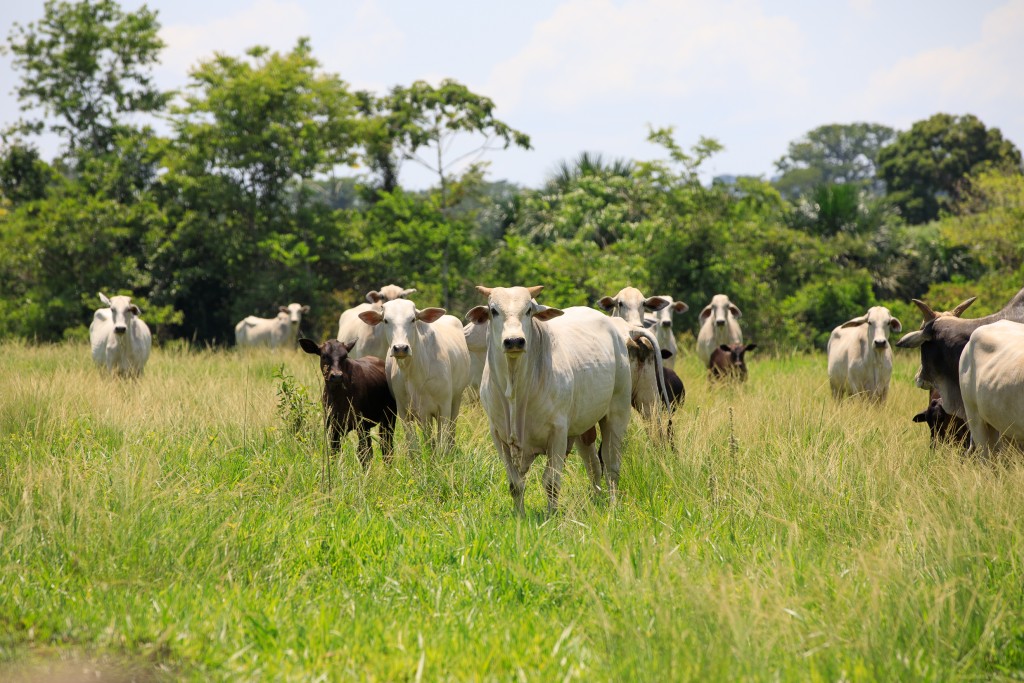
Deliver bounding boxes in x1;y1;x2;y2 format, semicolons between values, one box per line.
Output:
896;287;1024;420
235;303;309;349
299;338;397;467
826;306;902;401
463;320;488;392
644;295;689;371
959;320;1024;456
912;388;969;448
358;299;470;454
709;343;757;382
336;285;417;359
89;292;152;378
466;286;632;515
696;294;743;366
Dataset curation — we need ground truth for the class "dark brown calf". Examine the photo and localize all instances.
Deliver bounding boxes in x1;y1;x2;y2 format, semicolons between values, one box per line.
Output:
708;343;757;382
300;338;397;467
663;366;685;408
912;388;970;448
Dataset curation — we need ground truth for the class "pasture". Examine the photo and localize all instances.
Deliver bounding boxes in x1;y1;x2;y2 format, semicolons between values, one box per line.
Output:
1;341;1023;681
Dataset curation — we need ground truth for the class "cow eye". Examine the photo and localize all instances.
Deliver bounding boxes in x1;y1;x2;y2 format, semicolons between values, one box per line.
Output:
490;306;499;317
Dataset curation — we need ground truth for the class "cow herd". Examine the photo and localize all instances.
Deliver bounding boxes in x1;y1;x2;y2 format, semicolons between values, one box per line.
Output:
85;283;1024;514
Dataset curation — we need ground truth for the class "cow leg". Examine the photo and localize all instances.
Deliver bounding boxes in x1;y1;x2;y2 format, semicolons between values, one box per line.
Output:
598;413;629;505
968;419;999;459
492;429;526;515
356;425;373;469
576;427;603;496
380;415;396;465
328;417;342;453
542;427;570;515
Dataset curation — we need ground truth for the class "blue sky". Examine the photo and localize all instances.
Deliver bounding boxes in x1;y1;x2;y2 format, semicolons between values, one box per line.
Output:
3;0;1022;189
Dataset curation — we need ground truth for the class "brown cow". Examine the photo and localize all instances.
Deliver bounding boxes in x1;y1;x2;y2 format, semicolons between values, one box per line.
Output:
912;388;969;448
709;343;757;382
299;338;397;467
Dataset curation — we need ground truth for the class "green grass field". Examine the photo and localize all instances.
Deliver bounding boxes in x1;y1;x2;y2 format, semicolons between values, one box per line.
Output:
2;341;1023;681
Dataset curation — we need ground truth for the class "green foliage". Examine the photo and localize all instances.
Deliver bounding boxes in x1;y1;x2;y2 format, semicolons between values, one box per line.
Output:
0;142;56;204
779;270;877;350
774;122;895;198
272;363;319;435
877;113;1023;224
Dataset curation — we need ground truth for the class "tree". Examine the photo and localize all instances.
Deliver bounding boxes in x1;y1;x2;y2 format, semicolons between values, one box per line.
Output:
774;123;896;199
877;113;1022;224
4;0;169;158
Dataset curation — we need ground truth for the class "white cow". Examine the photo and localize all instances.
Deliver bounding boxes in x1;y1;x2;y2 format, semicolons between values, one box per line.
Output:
358;298;470;454
234;303;309;349
463;320;488;392
826;306;902;401
336;285;416;359
466;286;633;515
89;292;152;378
696;294;743;366
644;295;689;371
959;320;1024;456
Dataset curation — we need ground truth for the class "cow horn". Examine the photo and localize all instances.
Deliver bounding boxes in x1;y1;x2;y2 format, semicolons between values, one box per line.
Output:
476;285;493;298
526;285;544;298
950;296;977;317
911;299;937;322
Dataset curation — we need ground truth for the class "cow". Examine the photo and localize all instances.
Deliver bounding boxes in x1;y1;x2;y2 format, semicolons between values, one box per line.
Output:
661;353;686;409
826;306;902;401
466;286;632;516
463;320;488;392
696;294;743;366
644;296;689;371
299;338;397;467
896;286;1024;420
709;343;756;382
912;388;969;448
89;292;152;378
959;320;1024;457
336;285;417;359
358;298;470;455
235;303;309;349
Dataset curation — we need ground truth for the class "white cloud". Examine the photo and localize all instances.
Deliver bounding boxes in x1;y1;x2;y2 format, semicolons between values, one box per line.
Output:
486;0;807;112
318;0;405;92
856;0;1024;128
158;0;310;82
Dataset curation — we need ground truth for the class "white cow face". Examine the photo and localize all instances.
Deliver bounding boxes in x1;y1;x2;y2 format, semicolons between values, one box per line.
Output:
841;306;902;350
99;292;141;335
358;298;445;360
466;286;563;356
646;296;688;330
279;302;310;326
700;294;741;328
598;287;670;327
366;285;416;305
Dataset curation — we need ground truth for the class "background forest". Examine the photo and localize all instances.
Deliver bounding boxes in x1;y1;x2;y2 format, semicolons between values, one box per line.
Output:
2;0;1023;350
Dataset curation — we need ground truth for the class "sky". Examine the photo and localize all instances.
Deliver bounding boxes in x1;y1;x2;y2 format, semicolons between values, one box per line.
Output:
2;0;1023;189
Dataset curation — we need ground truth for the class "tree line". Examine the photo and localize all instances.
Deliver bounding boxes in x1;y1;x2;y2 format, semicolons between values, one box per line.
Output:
1;0;1022;350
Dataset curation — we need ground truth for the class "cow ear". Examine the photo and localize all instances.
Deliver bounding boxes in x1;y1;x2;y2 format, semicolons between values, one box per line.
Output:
416;307;446;324
744;343;757;352
644;296;670;312
465;306;490;324
728;304;742;318
700;305;713;321
366;290;382;304
841;315;868;328
358;310;384;326
400;288;417;298
661;349;673;360
889;317;902;333
672;301;689;314
301;305;310;313
279;306;289;314
129;304;141;316
719;344;732;353
343;339;357;353
533;306;564;322
598;296;616;312
298;338;320;355
912;410;928;423
896;329;928;348
99;292;112;307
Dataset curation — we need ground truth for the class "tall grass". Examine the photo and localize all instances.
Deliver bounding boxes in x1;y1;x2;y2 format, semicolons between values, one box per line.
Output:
1;341;1022;681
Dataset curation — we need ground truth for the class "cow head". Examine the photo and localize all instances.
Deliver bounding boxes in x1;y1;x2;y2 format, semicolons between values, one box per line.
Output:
598;287;670;327
841;306;902;350
366;285;416;305
99;292;141;335
300;337;356;385
645;296;688;330
719;343;757;379
279;302;310;326
466;285;563;356
896;296;976;390
358;298;445;360
700;294;741;328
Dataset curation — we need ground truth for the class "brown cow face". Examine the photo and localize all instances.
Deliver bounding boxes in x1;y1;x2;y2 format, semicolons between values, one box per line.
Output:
300;338;356;384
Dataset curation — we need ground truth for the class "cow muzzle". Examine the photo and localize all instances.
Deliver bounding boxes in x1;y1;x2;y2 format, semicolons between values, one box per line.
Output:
114;325;127;335
391;344;411;359
661;321;672;328
502;336;526;353
327;372;345;384
874;339;888;349
715;319;726;327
